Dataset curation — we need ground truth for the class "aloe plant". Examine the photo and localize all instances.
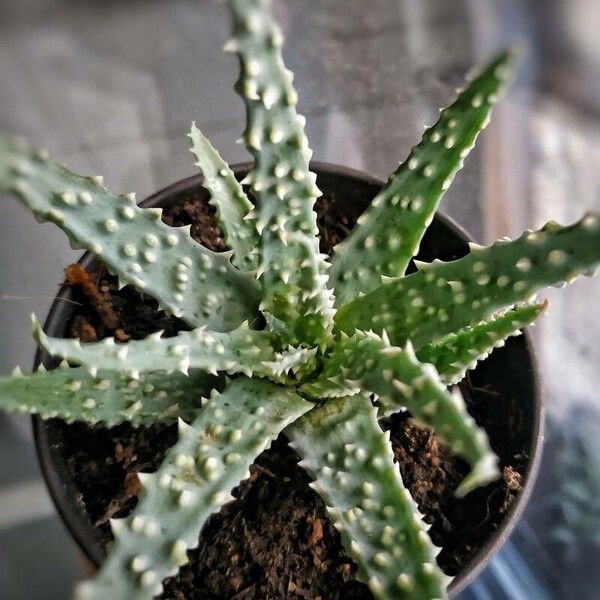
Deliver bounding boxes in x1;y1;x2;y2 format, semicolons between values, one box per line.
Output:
0;1;599;599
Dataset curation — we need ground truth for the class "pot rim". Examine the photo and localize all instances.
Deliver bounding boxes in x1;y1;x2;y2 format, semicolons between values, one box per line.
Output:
32;161;544;597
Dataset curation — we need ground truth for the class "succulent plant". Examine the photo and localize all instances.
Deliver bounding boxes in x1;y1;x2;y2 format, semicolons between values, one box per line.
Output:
0;1;599;599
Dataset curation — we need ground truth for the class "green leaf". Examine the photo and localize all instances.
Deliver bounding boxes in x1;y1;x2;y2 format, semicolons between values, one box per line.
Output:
288;395;448;600
335;214;600;348
330;51;517;305
189;122;259;271
301;331;497;494
0;134;260;331
32;316;315;382
227;0;334;344
0;365;219;427
417;301;546;384
75;377;312;600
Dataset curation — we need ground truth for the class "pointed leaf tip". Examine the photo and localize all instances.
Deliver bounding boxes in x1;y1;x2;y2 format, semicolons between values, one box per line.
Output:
330;49;520;305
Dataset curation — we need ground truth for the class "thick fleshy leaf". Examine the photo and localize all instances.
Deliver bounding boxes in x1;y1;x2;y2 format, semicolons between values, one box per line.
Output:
335;214;600;348
0;134;260;331
32;316;315;382
189;123;259;271
417;302;546;384
227;0;334;344
288;395;448;600
75;378;312;600
0;365;219;427
301;331;497;494
330;51;517;305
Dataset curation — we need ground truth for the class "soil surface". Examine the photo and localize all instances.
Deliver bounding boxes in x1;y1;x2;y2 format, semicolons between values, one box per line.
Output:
45;184;527;599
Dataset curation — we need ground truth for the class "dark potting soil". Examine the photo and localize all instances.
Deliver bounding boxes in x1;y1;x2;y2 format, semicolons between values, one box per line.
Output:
46;186;527;599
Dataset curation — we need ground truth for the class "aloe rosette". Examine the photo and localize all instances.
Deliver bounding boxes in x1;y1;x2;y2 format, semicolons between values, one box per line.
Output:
0;1;599;598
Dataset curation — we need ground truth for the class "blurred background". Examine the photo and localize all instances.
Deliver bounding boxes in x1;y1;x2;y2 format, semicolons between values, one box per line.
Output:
0;0;599;598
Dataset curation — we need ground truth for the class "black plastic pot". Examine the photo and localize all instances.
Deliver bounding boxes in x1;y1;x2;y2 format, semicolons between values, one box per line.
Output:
32;162;543;597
